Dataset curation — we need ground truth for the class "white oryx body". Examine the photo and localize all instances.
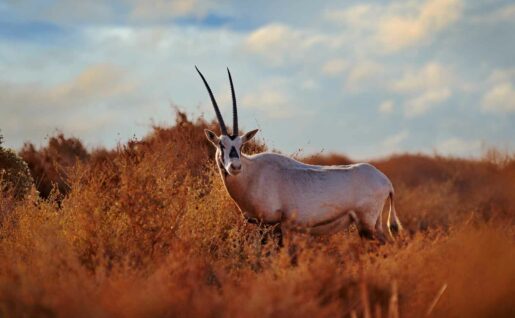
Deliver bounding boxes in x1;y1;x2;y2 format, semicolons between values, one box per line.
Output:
218;149;398;240
196;67;402;242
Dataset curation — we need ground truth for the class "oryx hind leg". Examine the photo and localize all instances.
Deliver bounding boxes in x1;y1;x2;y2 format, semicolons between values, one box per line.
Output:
354;202;387;244
374;205;387;244
349;210;375;240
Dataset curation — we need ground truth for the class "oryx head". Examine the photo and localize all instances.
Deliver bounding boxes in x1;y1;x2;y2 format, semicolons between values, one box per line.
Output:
196;66;258;176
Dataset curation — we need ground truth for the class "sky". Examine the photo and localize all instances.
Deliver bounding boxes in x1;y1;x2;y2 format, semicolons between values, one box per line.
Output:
1;0;514;159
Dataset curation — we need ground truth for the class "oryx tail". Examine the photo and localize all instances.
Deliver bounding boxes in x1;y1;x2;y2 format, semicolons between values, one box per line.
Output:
387;191;403;238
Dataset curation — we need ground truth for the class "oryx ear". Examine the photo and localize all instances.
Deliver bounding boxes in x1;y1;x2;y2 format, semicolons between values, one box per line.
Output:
204;129;219;146
241;129;259;144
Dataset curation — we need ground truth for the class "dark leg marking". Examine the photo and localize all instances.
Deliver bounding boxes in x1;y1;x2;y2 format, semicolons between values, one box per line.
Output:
389;223;399;235
273;225;283;248
358;227;374;240
375;231;387;245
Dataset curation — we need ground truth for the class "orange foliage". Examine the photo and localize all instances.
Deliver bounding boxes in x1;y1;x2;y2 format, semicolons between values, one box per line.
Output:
0;112;513;317
19;134;89;198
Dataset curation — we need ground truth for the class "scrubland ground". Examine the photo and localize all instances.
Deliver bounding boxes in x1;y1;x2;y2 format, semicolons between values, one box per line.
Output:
1;113;514;317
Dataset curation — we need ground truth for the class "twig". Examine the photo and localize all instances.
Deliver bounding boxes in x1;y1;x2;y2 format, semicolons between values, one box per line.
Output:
388;280;399;318
374;303;382;318
425;283;448;317
359;270;371;318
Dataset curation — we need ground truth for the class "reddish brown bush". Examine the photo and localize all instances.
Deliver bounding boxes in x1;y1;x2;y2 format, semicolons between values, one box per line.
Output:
19;133;90;198
0;114;513;317
0;134;34;201
302;153;353;166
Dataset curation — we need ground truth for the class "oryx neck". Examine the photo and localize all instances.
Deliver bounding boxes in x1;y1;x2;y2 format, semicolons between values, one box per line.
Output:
219;154;254;209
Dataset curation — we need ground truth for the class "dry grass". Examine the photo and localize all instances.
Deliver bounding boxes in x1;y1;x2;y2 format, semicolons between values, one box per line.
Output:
1;113;514;317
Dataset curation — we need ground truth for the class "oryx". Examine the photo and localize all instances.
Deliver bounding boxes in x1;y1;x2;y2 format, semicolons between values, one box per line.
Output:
196;66;402;244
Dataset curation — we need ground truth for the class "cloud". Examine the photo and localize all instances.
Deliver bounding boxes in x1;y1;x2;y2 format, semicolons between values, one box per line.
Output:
321;58;348;77
405;88;451;117
5;0;212;25
392;62;451;93
1;0;514;159
54;64;135;104
326;0;463;52
379;100;394;114
481;82;515;113
324;4;377;31
0;63;145;148
244;23;341;66
486;68;515;84
4;1;120;26
238;76;314;119
1;64;134;110
382;130;409;151
129;0;208;21
391;62;453;117
435;137;482;157
471;3;515;24
244;24;299;65
0;22;249;149
480;69;515;113
377;0;463;51
344;61;384;92
241;87;296;119
301;79;318;90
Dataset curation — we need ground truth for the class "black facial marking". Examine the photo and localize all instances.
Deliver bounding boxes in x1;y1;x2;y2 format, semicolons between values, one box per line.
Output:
216;142;229;177
229;135;238;140
229;146;239;159
218;142;225;164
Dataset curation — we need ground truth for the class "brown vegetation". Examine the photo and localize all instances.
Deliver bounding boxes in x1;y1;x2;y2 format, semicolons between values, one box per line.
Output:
0;133;33;201
19;133;90;199
0;113;514;317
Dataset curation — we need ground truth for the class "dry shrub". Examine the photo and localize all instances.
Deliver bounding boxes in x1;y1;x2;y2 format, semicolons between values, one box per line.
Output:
19;133;90;198
0;113;513;317
0;134;34;201
302;153;353;166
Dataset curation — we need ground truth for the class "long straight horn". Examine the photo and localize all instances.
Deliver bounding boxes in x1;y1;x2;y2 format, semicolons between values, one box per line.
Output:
227;68;238;136
195;66;228;135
